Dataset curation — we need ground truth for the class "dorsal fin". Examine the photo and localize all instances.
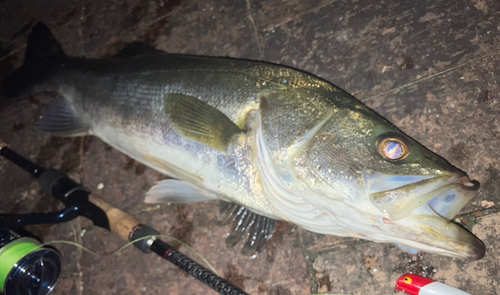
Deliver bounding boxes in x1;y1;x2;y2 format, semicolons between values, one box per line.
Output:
114;42;162;58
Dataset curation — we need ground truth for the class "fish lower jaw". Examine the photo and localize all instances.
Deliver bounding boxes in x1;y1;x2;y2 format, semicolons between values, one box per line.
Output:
385;236;474;259
383;214;486;260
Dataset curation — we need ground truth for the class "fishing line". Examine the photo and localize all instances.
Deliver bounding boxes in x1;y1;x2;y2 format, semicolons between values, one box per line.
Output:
37;235;221;275
39;238;353;295
0;141;249;294
39;237;358;294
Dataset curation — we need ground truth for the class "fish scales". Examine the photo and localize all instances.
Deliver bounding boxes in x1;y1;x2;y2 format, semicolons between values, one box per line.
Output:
0;23;485;260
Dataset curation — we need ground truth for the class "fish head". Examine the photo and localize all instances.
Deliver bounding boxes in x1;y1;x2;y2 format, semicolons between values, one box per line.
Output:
293;104;485;260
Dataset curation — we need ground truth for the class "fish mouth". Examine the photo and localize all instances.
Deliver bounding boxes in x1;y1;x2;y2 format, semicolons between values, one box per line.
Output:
364;171;485;260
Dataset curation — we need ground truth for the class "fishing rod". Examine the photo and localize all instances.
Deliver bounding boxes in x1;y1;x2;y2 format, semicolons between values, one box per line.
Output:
0;138;248;295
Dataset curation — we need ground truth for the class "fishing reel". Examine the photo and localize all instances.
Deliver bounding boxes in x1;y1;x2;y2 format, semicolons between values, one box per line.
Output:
0;139;248;295
0;221;61;295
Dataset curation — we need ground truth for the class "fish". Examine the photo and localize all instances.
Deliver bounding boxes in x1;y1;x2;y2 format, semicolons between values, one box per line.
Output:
1;22;485;260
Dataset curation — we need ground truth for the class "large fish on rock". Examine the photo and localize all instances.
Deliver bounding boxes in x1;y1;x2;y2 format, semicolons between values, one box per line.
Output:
1;23;485;260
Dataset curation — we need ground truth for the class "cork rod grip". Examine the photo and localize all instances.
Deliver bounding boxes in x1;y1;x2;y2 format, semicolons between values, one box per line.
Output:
88;193;141;242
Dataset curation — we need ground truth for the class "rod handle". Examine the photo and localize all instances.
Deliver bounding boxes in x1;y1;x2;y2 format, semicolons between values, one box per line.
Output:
88;193;141;242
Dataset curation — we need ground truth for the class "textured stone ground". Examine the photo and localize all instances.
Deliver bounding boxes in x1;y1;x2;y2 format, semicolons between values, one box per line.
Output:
1;0;499;294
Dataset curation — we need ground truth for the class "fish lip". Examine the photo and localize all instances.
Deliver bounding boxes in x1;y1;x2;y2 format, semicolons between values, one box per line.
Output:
426;221;486;261
368;173;485;259
418;186;485;260
367;173;471;221
459;178;480;191
468;230;486;260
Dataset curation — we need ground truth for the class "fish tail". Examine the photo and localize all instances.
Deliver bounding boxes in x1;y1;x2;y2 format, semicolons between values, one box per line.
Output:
1;22;67;97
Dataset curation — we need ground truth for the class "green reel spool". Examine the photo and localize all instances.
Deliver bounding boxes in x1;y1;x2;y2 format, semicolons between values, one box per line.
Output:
0;237;61;295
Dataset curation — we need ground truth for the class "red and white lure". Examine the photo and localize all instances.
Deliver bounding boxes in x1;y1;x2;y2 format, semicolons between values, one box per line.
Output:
395;274;472;295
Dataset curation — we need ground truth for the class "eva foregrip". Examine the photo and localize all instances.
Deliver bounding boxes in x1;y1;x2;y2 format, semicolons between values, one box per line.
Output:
150;239;249;295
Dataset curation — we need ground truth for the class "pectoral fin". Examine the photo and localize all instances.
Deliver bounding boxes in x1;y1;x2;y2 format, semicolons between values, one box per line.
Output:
164;93;243;152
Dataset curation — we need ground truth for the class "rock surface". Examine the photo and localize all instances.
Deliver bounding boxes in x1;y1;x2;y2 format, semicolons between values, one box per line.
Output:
1;0;499;294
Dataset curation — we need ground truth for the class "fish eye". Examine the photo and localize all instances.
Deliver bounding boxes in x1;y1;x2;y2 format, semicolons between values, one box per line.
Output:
377;137;410;160
404;277;412;284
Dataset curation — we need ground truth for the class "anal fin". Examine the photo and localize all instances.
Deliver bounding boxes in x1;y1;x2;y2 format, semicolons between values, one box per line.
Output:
36;96;90;136
218;202;276;255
